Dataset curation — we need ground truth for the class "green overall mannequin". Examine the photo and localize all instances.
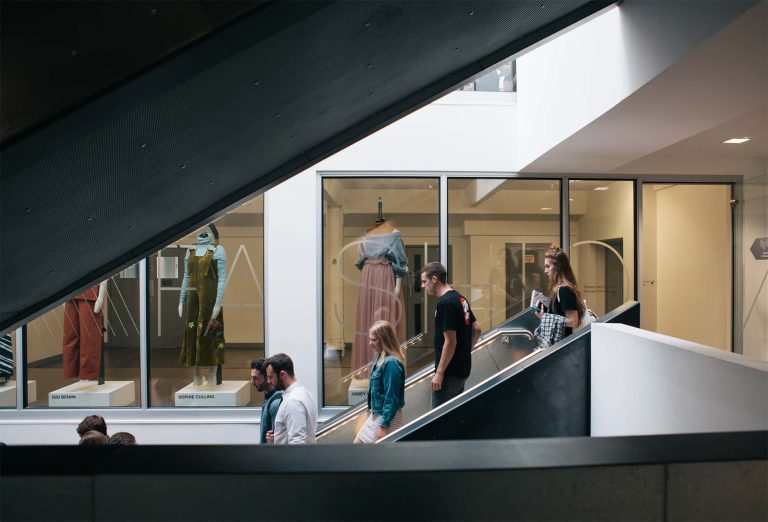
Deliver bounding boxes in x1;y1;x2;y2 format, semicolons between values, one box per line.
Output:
178;232;227;387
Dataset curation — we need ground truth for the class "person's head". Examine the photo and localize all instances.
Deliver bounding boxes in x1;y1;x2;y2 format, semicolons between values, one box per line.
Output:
420;262;447;296
107;432;137;445
76;415;107;438
266;353;295;391
79;430;108;446
544;245;575;285
250;358;273;393
544;245;584;308
369;320;406;366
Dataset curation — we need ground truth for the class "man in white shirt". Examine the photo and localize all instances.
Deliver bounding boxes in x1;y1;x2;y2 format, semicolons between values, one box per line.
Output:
265;353;317;444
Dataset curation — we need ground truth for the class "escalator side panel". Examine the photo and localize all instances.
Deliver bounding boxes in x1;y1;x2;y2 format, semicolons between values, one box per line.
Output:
400;335;590;441
397;301;641;441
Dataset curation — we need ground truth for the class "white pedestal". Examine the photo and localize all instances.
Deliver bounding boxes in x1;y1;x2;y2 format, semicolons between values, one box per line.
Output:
175;381;250;407
0;380;37;407
348;378;369;406
49;381;135;407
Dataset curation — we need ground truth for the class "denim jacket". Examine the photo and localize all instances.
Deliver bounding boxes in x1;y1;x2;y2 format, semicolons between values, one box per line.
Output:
367;354;405;428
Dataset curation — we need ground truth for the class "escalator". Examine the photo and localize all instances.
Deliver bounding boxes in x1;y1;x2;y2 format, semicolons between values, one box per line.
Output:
318;301;640;443
318;308;539;442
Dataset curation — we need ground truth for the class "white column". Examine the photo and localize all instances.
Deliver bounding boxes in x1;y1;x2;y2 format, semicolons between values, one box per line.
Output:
265;170;320;402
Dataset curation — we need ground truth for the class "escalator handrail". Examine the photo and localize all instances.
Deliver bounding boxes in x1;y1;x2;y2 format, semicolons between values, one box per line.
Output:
317;327;535;437
340;333;424;384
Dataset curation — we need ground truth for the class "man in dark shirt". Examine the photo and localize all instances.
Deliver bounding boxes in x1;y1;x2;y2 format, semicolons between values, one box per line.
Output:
250;358;283;444
420;262;482;408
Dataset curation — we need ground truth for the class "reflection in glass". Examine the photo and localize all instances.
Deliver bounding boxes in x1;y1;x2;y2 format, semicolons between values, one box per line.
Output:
460;61;517;93
448;179;561;332
0;331;17;408
148;195;265;407
25;265;141;408
322;178;439;406
569;180;635;316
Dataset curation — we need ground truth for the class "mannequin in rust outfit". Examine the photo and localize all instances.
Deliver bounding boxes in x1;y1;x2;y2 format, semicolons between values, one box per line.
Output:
62;281;107;381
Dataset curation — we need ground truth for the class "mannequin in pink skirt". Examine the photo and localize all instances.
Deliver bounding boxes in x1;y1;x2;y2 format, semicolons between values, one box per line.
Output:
352;219;408;375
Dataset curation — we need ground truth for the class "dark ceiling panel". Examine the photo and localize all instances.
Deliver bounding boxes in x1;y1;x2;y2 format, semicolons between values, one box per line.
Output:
0;0;265;142
0;1;614;333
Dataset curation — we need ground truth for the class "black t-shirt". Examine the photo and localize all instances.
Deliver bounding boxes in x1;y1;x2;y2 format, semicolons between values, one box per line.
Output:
552;285;578;337
434;289;477;378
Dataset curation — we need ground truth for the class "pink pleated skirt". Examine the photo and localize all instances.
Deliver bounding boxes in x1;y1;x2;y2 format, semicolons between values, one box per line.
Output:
351;258;406;374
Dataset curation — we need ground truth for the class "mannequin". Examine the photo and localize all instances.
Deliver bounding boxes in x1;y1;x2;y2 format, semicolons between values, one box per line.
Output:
62;281;107;381
352;199;407;374
178;230;227;387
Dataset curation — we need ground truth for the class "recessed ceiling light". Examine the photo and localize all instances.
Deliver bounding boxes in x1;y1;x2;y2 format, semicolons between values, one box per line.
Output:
540;207;552;210
569;198;574;201
593;186;610;191
723;137;750;144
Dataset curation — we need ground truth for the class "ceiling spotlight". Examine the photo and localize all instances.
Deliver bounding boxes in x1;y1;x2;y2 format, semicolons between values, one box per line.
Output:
541;207;552;211
722;137;750;144
593;186;609;191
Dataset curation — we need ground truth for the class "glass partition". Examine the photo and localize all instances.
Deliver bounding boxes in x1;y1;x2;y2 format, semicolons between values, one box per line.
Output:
0;331;18;408
460;61;516;92
322;178;439;406
25;265;141;408
642;183;732;350
569;179;635;316
148;195;265;407
448;178;561;331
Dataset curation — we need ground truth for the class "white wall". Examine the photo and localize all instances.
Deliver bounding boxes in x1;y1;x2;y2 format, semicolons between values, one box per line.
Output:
265;171;321;399
591;323;768;437
0;418;261;445
516;0;757;170
320;91;516;172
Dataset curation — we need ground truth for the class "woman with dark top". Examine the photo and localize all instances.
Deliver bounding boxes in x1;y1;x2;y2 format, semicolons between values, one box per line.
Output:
354;320;406;444
537;245;586;345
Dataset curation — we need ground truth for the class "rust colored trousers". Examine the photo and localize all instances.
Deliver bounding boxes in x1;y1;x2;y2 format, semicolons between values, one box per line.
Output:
63;299;103;380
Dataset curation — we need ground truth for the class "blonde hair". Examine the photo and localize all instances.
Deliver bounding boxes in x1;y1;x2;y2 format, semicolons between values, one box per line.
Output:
369;320;406;367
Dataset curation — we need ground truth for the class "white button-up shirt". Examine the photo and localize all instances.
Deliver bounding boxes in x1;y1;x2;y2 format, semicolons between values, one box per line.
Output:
272;381;318;444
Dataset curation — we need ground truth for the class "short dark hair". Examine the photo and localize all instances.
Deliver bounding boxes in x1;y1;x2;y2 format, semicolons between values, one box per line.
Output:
77;415;107;437
79;430;108;446
107;432;137;446
266;353;294;377
421;262;447;283
250;358;267;377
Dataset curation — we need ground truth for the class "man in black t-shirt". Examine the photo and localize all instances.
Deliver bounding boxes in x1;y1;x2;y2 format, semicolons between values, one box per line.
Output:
420;262;482;408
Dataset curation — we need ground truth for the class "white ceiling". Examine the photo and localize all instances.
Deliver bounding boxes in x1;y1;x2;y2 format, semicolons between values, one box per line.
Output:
521;1;767;177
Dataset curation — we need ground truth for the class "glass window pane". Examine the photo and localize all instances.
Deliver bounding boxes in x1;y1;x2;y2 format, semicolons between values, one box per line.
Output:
0;330;18;408
569;179;635;316
25;265;141;408
642;183;732;350
322;178;439;406
148;195;264;407
448;178;561;330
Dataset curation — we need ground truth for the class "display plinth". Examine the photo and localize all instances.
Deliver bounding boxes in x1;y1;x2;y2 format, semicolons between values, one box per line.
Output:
0;380;37;407
175;381;250;407
49;381;134;407
348;378;369;406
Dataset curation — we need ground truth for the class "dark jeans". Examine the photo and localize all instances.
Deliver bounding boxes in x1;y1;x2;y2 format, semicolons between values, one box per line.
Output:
431;374;467;408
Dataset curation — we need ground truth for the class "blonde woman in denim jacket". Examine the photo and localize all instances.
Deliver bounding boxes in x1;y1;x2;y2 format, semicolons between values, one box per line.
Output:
354;320;406;443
